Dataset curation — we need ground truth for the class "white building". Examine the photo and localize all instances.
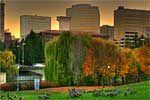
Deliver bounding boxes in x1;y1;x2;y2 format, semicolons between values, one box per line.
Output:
0;72;6;84
20;15;51;39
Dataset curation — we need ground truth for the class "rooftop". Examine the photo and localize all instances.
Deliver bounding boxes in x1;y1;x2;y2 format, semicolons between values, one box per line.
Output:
40;30;106;37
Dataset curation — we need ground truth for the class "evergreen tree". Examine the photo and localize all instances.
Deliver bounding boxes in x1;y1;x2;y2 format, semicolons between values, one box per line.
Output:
24;30;44;65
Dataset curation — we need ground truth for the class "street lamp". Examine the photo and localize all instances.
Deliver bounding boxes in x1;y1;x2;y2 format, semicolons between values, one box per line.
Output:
22;42;25;65
107;65;110;87
17;65;20;91
102;65;111;90
17;45;20;64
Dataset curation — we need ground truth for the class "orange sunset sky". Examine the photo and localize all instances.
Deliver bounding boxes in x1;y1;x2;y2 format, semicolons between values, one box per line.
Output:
4;0;150;38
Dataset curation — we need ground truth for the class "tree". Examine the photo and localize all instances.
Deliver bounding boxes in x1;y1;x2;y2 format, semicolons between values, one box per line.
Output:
45;31;93;86
128;48;141;82
45;31;75;85
24;30;44;65
0;50;17;81
83;50;94;76
45;37;59;83
119;48;132;84
89;38;118;86
71;34;92;85
0;40;4;51
139;46;150;77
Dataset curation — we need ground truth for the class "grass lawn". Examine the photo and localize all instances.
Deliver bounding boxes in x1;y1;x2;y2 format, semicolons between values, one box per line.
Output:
0;81;150;100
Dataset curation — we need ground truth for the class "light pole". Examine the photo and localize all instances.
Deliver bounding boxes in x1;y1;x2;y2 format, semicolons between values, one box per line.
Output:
17;45;20;64
107;65;110;87
16;45;20;91
22;42;25;65
102;65;110;90
17;65;20;91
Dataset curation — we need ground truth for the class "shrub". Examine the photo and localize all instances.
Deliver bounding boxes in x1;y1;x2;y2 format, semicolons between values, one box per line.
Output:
0;82;17;91
0;80;54;91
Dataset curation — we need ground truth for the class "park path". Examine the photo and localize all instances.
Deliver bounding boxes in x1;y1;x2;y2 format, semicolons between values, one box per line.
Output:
44;86;112;93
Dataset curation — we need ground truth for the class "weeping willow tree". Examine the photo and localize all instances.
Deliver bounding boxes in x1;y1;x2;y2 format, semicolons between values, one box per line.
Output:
45;38;59;83
45;31;74;85
57;31;75;86
45;31;92;86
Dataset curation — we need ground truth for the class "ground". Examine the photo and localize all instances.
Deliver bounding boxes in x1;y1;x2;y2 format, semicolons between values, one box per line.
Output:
0;81;149;100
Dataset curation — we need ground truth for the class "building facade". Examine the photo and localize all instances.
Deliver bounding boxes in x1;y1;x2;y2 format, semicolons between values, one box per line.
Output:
114;6;150;40
114;32;138;48
100;25;114;40
66;4;100;33
0;0;4;41
57;16;71;30
20;15;51;39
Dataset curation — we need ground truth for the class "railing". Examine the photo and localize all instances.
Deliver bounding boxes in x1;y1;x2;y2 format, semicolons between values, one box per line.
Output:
15;76;41;81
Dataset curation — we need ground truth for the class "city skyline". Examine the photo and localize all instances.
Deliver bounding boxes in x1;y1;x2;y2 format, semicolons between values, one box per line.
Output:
4;0;150;38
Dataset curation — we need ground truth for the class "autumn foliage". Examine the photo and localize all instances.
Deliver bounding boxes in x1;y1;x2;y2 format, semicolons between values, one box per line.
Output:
83;50;94;76
139;46;150;75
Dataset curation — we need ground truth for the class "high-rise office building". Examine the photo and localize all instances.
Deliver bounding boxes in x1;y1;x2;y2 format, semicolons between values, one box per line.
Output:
0;0;4;41
66;4;100;33
114;6;150;40
20;15;51;39
100;25;114;40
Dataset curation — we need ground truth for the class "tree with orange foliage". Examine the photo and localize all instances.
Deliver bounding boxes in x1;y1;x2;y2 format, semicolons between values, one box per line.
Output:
90;38;119;86
139;46;150;77
128;48;141;82
83;50;95;76
119;48;131;84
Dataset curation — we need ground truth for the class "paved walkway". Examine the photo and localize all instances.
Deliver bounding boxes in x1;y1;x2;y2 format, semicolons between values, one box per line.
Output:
44;86;112;93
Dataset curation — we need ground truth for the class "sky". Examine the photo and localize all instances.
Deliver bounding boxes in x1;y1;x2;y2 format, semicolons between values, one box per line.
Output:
3;0;150;38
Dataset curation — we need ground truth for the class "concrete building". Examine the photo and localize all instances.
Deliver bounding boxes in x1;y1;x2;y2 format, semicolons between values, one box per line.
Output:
100;25;114;40
114;6;150;40
0;0;4;41
66;4;100;33
57;16;71;30
20;15;51;39
114;32;138;48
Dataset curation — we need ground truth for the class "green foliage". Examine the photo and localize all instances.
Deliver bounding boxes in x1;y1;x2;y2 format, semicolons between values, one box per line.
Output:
45;38;59;83
70;34;92;85
45;31;92;86
45;31;148;86
24;30;44;65
0;40;4;51
45;31;75;85
0;50;17;81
